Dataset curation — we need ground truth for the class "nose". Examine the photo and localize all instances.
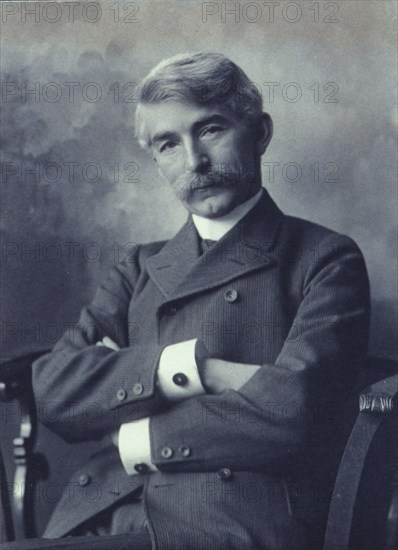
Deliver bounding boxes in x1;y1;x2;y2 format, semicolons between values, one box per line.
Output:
184;139;210;173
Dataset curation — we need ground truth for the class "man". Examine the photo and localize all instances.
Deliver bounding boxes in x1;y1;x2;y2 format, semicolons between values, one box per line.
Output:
31;52;369;549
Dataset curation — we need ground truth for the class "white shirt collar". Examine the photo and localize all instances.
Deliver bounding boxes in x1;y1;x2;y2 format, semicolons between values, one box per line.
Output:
192;188;263;241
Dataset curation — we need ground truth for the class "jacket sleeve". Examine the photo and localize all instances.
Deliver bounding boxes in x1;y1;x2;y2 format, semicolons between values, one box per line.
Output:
148;234;370;473
32;245;165;442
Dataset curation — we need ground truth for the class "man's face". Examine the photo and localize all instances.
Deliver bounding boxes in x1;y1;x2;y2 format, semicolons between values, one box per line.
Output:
140;101;265;218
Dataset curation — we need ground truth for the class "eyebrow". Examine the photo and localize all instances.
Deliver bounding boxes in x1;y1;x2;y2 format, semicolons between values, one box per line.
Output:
151;131;177;146
150;114;230;147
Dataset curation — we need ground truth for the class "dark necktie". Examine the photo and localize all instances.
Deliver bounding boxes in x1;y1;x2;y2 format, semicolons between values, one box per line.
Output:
200;238;216;255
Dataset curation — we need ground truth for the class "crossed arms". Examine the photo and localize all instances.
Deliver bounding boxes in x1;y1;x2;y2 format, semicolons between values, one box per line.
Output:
95;334;261;473
32;233;370;474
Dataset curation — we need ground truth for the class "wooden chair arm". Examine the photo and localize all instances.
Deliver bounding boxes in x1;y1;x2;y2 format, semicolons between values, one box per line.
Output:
0;349;50;540
323;371;398;550
1;445;15;543
0;350;50;401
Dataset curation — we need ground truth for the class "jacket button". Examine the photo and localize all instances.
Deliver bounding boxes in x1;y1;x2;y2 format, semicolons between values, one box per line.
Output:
167;305;178;315
179;445;191;458
133;383;144;395
116;389;127;401
216;468;232;481
161;446;173;459
173;373;188;387
134;463;149;474
78;473;90;486
224;289;238;303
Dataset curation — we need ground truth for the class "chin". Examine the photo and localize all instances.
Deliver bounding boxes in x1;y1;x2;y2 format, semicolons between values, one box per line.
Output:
184;188;240;218
187;196;236;219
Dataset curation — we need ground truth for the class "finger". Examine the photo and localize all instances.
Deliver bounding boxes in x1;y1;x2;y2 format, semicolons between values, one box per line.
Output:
111;430;119;447
102;336;120;351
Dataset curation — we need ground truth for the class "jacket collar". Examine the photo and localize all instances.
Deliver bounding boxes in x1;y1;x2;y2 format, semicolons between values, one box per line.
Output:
146;188;284;302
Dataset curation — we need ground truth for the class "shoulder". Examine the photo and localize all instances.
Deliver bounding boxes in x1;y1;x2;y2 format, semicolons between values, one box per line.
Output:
116;239;166;269
276;214;369;293
99;239;166;291
137;240;168;261
281;214;364;258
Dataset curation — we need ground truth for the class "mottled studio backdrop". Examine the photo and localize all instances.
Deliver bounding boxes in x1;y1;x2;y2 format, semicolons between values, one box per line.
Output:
1;0;397;360
0;0;397;534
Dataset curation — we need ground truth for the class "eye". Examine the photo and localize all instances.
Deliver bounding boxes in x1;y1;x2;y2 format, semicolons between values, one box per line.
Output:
201;125;224;137
159;141;177;153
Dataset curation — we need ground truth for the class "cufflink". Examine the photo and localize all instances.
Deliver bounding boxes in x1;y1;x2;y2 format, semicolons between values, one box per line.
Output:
134;463;149;474
172;373;188;387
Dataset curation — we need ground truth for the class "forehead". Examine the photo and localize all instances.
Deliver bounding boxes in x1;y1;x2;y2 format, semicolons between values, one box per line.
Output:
138;101;237;143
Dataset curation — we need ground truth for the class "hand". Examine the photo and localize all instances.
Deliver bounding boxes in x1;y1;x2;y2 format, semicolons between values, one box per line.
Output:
111;429;119;447
201;357;261;394
95;336;120;351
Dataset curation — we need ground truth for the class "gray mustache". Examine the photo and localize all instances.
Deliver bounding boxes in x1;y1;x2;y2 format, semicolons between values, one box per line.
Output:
175;171;238;200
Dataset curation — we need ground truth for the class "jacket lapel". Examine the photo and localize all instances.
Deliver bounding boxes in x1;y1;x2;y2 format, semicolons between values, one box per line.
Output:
146;189;284;303
146;216;202;297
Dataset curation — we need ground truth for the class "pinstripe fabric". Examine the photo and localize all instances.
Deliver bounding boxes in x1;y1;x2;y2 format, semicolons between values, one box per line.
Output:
34;189;370;549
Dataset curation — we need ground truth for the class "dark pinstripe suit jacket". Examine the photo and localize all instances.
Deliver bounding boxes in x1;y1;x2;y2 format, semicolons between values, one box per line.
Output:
33;189;370;549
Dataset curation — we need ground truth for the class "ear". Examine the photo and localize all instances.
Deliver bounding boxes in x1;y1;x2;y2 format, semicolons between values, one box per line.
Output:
256;113;273;155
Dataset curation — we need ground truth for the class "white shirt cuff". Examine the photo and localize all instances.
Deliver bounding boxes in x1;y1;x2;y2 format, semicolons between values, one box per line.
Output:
118;417;157;475
157;338;209;401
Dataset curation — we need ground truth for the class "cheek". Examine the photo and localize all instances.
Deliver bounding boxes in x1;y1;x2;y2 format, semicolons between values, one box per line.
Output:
157;160;182;184
216;133;256;168
210;140;240;168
